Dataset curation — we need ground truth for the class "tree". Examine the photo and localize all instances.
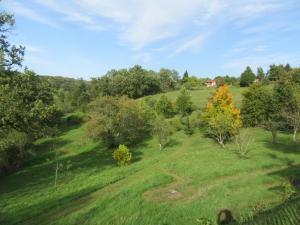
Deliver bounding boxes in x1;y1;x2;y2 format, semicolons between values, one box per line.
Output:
0;69;59;138
267;64;289;81
274;75;300;142
240;66;256;87
257;67;265;81
155;95;174;118
241;83;281;143
0;7;25;70
158;68;179;92
202;85;241;147
87;96;150;147
175;87;193;116
96;65;161;99
112;144;132;166
69;79;90;111
182;70;189;83
152;116;173;150
241;84;272;126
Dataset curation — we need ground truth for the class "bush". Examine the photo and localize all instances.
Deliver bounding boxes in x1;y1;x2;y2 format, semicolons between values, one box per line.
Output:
169;115;183;131
152;116;173;150
112;145;132;166
87;96;150;147
175;87;193;116
281;179;297;201
234;129;253;159
155;95;174;118
0;129;31;174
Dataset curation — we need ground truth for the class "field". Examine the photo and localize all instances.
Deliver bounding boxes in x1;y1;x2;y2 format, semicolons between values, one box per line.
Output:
1;87;300;225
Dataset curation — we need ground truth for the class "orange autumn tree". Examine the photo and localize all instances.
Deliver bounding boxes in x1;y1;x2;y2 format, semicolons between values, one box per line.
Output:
202;85;241;147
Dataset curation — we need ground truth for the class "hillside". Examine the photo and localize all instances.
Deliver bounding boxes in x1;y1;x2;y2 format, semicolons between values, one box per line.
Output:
1;87;300;225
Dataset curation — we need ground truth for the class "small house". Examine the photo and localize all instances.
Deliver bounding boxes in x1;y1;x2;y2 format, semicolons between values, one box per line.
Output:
206;79;216;87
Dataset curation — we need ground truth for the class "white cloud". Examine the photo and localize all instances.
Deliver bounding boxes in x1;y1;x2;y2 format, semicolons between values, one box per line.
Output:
25;45;43;53
5;0;296;53
173;32;211;55
2;1;60;28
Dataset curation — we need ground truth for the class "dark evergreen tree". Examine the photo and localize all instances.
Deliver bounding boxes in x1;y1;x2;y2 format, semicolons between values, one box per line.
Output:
240;66;256;87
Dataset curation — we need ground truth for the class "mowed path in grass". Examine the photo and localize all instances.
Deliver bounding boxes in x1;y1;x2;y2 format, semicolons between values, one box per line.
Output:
1;87;300;225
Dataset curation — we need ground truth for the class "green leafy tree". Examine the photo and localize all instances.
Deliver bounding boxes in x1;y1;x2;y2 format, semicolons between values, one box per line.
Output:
0;7;25;70
87;96;150;147
240;66;256;87
0;69;59;137
152;116;173;150
242;83;281;143
290;68;300;85
241;84;272;126
155;95;174;118
70;79;90;111
112;144;132;166
158;68;179;92
202;85;241;147
267;64;289;81
257;67;265;80
274;75;300;142
175;87;193;116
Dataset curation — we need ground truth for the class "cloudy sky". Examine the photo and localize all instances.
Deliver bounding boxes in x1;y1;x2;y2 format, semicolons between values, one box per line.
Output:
3;0;300;78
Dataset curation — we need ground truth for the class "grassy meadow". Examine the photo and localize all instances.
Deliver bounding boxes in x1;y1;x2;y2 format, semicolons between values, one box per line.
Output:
1;86;300;225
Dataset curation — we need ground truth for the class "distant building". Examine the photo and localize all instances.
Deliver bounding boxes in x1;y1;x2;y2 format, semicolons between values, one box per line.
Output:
206;79;216;87
254;76;260;83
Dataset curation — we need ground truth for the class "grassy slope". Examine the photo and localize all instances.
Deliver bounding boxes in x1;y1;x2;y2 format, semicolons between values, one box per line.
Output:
1;86;300;225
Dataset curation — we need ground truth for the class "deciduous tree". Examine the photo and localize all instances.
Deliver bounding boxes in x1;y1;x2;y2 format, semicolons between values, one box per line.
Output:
202;85;241;147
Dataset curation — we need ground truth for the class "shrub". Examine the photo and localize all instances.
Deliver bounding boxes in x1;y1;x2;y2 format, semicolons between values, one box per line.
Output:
152;116;173;150
281;179;297;201
175;87;193;116
169;115;183;131
87;96;150;147
155;95;174;118
0;129;31;174
181;116;194;135
112;145;132;166
234;129;253;159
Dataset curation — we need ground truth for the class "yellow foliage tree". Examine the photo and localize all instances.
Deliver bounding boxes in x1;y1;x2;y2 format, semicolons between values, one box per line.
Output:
202;85;241;147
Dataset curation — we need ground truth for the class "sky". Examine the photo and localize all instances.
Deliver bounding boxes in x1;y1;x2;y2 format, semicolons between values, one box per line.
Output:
2;0;300;79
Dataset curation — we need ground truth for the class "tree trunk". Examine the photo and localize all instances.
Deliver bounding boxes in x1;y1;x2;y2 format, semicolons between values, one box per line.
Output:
293;126;298;143
271;129;277;144
54;160;58;188
159;143;162;150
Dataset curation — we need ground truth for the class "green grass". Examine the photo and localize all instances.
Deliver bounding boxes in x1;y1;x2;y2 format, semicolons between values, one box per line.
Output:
1;87;300;225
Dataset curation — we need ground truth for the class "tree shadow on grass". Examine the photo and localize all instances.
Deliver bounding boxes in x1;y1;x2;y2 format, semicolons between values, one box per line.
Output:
0;137;144;196
166;138;181;148
236;165;300;225
263;135;300;154
236;196;300;225
0;177;124;225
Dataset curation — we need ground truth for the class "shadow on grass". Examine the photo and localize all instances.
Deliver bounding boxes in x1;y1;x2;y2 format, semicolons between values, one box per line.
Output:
0;176;125;225
235;165;300;225
264;135;300;154
237;196;300;225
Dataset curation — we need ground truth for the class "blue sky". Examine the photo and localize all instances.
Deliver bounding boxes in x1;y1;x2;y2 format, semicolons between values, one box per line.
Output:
3;0;300;79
